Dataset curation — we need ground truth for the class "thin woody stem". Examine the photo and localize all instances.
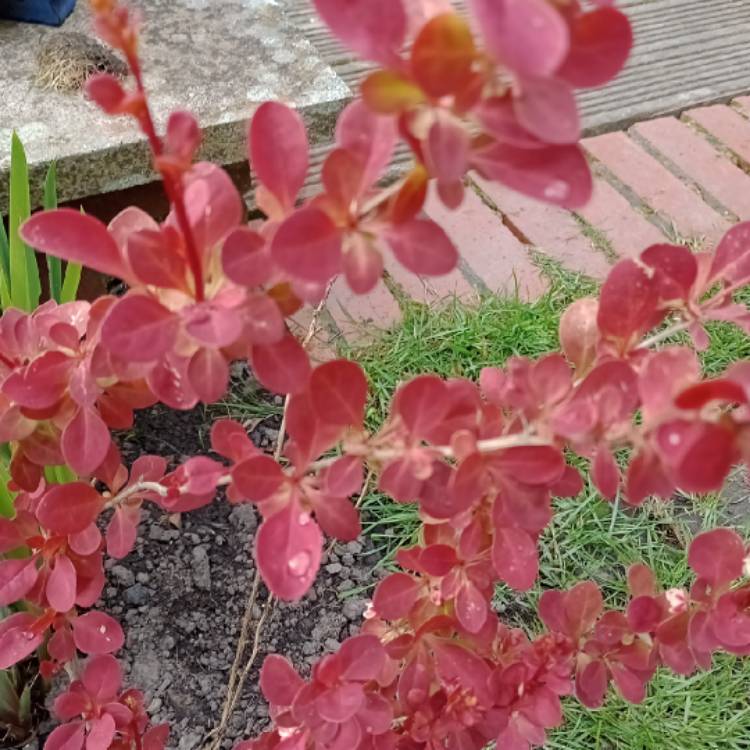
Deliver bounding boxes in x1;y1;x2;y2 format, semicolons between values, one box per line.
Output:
639;320;691;349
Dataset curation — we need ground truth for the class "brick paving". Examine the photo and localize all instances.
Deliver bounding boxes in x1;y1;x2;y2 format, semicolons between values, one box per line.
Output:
322;99;750;349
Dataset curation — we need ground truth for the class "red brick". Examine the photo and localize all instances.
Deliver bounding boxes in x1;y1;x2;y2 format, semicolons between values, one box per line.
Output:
385;258;476;305
685;105;750;165
424;188;547;301
732;96;750;120
583;132;729;244
632;117;750;221
326;276;402;347
577;177;667;258
472;175;611;280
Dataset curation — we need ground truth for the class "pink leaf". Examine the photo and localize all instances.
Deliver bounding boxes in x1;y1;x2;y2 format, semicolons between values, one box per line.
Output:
249;103;309;212
176;456;225;495
255;502;322;601
0;519;23;554
395;374;449;438
72;612;124;655
576;660;608;708
316;683;365;723
310;360;368;427
188;348;230;404
0;557;38;606
373;573;420;620
21;210;128;280
44;722;85;750
37;483;103;536
251;334;312;395
424;118;470;192
494;446;565;485
271;208;342;284
558;7;633;88
232;455;285;502
336;101;397;191
62;408;111;477
313;0;407;65
68;524;102;557
106;509;138;559
47;555;77;613
514;76;580;144
210;419;258;463
710;221;750;283
86;714;116;750
492;527;538;591
386;218;458;276
559;297;600;375
260;654;304;706
472;143;592;209
456;581;488;633
222;228;271;287
126;228;188;290
469;0;569;77
101;295;179;363
343;234;384;294
688;528;745;587
592;446;620;500
142;726;169;750
164;110;201;163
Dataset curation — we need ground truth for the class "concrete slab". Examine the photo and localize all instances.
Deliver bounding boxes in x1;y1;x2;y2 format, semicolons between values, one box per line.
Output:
0;0;350;211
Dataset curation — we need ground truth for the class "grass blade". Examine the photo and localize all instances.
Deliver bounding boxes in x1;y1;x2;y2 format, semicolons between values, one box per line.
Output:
9;133;40;312
0;218;11;309
0;457;15;518
43;162;62;303
60;261;82;303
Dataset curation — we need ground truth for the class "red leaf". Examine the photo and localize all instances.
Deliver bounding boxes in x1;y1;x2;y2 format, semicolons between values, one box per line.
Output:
675;379;747;410
37;483;103;536
627;564;657;598
310;360;368;427
641;243;697;302
688;528;745;587
395;375;449;438
86;715;116;750
472;143;592;209
456;581;488;633
550;466;584;498
386;218;458;276
260;655;304;706
625;449;674;507
271;208;342;284
0;519;23;554
313;0;406;65
558;7;633;88
72;612;124;654
251;334;312;395
513;76;580;144
419;544;458;577
232;455;285;502
315;495;362;541
44;722;85;750
565;581;604;638
339;634;386;681
222;227;271;287
0;613;45;669
433;641;492;707
373;573;420;620
101;295;179;363
106;509;138;559
126;228;188;290
316;683;365;723
142;726;170;750
627;596;663;633
21;210;128;280
249;103;309;212
576;660;608;708
492;527;538;591
343;234;384;294
210;419;258;463
494;446;565;485
592;446;620;500
0;557;38;607
47;555;77;613
324;456;364;497
378;458;423;503
68;524;102;557
62;408;111;477
255;502;322;601
469;0;569;77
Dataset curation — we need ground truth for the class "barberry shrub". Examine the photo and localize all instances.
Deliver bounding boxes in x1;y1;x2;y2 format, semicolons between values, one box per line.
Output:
1;1;750;749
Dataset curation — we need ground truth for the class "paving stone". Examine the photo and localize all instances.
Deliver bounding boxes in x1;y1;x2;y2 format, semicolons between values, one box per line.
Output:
326;276;402;347
732;96;750;119
425;188;546;301
684;104;750;165
576;176;667;259
471;176;611;280
583;131;729;244
632;116;750;221
385;258;476;305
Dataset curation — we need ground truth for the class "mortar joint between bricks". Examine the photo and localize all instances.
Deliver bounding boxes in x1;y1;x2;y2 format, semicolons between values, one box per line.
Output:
466;178;533;247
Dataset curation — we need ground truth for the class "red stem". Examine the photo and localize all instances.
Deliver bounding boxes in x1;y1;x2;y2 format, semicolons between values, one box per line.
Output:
128;56;206;302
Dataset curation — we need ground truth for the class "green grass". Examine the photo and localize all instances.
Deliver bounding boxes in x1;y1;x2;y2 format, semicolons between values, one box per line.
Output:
343;266;750;750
